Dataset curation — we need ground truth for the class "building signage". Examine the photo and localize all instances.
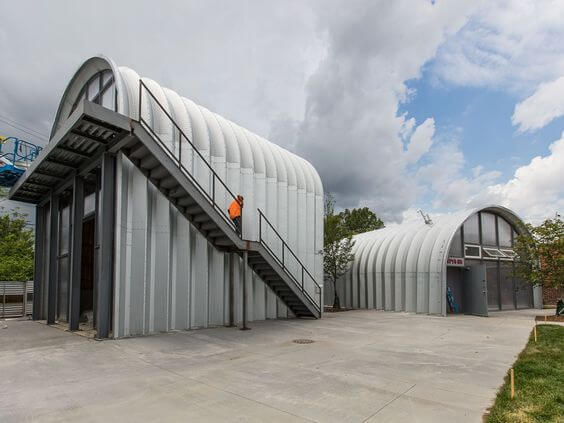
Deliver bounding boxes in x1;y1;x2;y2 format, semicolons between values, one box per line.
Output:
447;257;465;267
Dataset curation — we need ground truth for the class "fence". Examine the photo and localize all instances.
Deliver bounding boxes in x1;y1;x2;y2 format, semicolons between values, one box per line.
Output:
1;281;33;318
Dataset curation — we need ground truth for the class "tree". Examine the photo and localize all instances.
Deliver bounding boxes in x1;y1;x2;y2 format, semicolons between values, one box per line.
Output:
0;208;34;281
323;194;355;309
513;218;563;289
338;207;384;235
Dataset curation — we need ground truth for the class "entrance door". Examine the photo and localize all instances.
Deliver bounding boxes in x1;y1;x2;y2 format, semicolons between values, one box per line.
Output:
463;265;488;316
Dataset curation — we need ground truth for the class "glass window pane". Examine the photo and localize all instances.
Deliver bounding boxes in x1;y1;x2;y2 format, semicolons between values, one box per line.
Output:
449;227;462;257
481;212;497;245
465;245;481;258
84;192;95;216
463;213;480;244
512;230;518;246
498;217;512;247
88;76;100;100
101;84;115;110
102;70;112;85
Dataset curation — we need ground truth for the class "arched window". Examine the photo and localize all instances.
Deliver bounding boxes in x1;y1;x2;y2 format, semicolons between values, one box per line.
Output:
70;70;116;115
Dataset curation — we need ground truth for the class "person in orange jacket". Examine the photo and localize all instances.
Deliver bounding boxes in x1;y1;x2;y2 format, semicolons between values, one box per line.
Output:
228;195;244;235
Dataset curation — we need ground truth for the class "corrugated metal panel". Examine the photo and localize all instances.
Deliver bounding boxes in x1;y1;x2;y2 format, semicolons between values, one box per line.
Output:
329;205;527;316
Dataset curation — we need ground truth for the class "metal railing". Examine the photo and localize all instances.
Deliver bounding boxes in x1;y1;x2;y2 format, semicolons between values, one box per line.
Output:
137;80;321;314
0;137;42;166
1;281;33;319
138;80;240;233
258;210;322;313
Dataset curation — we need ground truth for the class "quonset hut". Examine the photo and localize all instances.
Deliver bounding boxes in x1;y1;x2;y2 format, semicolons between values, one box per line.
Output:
325;205;542;316
10;56;324;338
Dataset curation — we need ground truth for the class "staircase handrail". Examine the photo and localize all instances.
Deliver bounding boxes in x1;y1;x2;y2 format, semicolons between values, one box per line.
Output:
258;209;322;312
138;80;240;234
137;80;322;314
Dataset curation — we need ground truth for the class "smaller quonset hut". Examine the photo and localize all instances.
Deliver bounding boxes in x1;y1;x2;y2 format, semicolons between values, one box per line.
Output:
326;205;542;316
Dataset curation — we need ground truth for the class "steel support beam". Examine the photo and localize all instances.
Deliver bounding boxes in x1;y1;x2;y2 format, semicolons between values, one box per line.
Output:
240;250;249;330
32;205;44;320
229;253;235;327
95;153;115;338
69;175;84;331
47;193;59;324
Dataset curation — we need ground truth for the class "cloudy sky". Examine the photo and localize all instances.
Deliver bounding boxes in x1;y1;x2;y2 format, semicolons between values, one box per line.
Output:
1;0;563;224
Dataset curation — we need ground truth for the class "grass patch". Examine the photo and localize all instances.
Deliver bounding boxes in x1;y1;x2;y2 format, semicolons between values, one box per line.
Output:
486;324;564;422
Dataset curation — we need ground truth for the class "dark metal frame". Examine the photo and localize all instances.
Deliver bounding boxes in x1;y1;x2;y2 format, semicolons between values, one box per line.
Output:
258;209;322;313
138;80;241;234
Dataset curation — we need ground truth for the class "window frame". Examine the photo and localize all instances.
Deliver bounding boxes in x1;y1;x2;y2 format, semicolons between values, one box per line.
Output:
464;244;482;259
70;70;117;116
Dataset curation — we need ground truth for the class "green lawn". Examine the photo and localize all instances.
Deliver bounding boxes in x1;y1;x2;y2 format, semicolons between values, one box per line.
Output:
486;324;564;422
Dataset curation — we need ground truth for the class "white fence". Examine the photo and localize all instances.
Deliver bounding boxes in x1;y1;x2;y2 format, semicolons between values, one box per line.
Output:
1;281;33;318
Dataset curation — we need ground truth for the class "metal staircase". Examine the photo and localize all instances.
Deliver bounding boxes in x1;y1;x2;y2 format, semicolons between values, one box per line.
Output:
129;81;322;318
9;80;322;319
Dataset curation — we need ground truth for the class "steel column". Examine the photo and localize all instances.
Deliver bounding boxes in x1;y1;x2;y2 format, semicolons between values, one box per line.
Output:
96;153;116;338
47;193;59;324
69;175;84;330
240;250;249;330
32;205;44;320
229;253;235;326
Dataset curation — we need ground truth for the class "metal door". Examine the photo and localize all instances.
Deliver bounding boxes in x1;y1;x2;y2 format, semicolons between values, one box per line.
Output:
463;265;488;317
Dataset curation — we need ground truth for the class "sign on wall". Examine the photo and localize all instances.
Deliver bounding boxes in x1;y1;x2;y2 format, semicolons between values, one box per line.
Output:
447;257;465;267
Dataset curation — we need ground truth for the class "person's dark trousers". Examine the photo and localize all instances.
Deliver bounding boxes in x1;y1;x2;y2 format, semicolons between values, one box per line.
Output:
232;216;242;235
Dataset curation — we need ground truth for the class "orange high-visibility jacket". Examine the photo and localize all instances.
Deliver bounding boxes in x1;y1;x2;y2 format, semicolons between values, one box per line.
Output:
228;200;242;219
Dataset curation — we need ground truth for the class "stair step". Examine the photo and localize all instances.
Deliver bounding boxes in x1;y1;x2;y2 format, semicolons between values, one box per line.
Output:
201;221;217;231
185;204;203;215
177;196;196;207
129;143;149;159
150;165;168;179
194;213;210;223
214;237;233;246
140;155;159;170
169;187;187;198
208;229;224;238
160;176;178;188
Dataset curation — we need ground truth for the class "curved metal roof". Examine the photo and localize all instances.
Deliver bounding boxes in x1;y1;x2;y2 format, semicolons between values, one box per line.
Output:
49;56;323;196
348;205;527;315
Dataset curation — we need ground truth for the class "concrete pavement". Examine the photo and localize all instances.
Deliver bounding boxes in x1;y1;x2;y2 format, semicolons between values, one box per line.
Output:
0;309;543;422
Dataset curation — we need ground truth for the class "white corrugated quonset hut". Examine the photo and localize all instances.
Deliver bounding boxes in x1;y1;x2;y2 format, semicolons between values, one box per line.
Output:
325;205;542;316
18;56;323;338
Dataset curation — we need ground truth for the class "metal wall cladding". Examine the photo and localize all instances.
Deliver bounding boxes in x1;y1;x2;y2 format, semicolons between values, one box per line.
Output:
50;57;324;337
326;206;527;316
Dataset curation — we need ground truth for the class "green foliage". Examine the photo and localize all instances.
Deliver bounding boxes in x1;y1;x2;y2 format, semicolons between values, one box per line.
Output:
486;324;564;422
0;208;34;281
323;195;354;309
338;207;384;235
514;218;564;289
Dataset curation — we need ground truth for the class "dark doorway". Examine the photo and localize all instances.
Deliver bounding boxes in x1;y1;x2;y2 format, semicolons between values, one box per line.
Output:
447;267;464;313
79;217;95;329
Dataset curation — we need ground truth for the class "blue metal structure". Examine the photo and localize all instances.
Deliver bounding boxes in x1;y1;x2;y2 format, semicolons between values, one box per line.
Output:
0;136;42;187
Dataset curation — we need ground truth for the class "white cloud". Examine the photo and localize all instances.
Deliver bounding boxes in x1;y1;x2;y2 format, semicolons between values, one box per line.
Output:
512;76;564;132
432;0;564;92
485;134;564;223
417;142;501;211
405;118;435;164
279;0;475;222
